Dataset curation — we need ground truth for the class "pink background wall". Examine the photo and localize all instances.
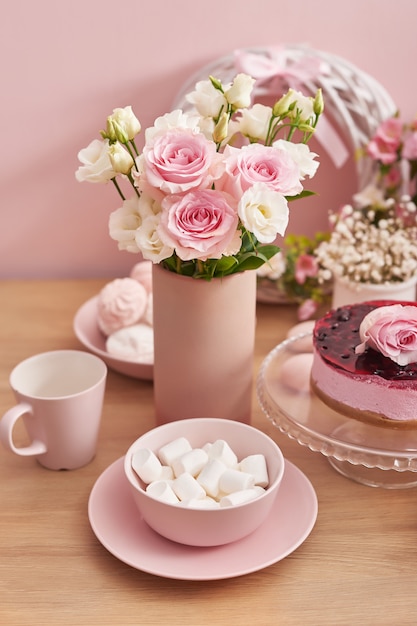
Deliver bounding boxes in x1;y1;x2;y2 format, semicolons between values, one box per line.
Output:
1;0;416;279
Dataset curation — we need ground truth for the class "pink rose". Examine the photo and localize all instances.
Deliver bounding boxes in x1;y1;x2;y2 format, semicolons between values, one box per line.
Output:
219;143;302;200
355;304;417;366
141;128;222;195
158;189;239;261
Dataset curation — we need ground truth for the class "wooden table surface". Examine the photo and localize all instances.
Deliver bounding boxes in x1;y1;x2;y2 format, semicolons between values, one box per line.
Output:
1;279;416;626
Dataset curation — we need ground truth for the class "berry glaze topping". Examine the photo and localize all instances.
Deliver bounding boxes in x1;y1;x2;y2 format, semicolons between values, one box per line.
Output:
313;300;417;381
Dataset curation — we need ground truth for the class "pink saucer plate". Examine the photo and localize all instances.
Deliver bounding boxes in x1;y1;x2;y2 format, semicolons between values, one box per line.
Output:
73;296;153;380
88;457;318;580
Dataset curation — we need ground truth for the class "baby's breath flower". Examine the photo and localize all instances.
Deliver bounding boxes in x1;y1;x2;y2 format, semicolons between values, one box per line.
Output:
316;196;417;284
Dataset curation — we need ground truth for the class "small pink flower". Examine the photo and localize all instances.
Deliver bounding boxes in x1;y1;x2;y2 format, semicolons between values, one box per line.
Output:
383;165;402;190
367;137;399;165
158;189;239;261
355;304;417;366
295;254;318;284
374;117;403;146
367;118;403;165
297;298;317;321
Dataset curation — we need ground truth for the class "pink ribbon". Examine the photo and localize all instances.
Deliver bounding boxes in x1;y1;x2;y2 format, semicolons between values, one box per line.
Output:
234;48;350;169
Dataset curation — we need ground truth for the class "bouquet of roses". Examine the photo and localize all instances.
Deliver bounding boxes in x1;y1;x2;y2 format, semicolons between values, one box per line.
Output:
76;73;323;280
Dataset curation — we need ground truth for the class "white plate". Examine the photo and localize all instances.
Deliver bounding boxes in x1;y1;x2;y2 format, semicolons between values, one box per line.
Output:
73;296;153;380
88;457;318;580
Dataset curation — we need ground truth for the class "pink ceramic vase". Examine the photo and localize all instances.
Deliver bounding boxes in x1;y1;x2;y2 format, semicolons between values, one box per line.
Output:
152;264;257;424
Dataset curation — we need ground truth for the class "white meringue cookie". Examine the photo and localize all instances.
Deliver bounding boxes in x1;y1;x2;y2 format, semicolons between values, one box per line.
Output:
106;323;154;363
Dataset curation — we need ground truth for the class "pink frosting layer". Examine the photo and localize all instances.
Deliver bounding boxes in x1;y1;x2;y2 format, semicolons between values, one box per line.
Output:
311;354;417;422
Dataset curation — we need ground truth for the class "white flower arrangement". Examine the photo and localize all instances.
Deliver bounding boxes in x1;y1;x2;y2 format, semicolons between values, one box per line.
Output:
76;74;323;280
315;113;417;286
315;197;417;284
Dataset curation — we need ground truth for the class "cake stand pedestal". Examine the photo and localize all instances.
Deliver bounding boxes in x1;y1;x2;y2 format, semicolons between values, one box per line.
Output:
257;334;417;489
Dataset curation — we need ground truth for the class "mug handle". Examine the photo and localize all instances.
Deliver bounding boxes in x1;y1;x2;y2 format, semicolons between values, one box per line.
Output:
0;403;47;456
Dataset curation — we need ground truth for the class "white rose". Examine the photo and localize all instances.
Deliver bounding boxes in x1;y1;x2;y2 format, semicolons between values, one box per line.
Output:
273;139;319;179
137;191;162;218
236;103;272;142
110;106;141;140
136;214;174;263
238;182;289;243
145;109;201;143
75;138;115;183
186;79;227;117
196;116;216;141
108;142;134;175
225;73;255;109
109;196;142;252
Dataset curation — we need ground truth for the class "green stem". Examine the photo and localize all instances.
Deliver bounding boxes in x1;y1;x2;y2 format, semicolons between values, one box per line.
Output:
265;115;278;147
124;142;139;171
130;138;140;157
127;173;140;197
111;177;125;201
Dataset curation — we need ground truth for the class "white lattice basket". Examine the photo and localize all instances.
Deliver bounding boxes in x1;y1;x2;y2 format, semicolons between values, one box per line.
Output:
173;45;396;190
173;45;397;306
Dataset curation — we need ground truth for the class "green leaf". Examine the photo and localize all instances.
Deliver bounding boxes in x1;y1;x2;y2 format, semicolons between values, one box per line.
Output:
214;256;238;273
234;256;268;272
239;229;257;253
287;189;316;202
255;244;280;261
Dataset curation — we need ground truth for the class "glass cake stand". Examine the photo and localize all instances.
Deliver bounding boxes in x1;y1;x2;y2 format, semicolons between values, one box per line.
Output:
257;333;417;489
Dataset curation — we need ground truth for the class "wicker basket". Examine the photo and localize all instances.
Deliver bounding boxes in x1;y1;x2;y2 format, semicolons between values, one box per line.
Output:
173;45;396;189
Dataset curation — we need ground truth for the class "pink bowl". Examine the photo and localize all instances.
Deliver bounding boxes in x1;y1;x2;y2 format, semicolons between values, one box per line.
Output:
73;296;153;380
124;418;285;546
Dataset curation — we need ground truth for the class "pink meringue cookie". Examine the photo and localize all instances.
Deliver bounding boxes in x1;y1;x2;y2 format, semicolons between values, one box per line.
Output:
97;278;148;336
130;261;153;294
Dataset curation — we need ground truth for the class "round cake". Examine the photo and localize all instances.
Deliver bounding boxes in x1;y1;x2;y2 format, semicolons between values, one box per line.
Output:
311;299;417;428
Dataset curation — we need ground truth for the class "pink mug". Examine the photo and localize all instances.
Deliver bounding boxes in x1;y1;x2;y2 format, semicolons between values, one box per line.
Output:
0;350;107;470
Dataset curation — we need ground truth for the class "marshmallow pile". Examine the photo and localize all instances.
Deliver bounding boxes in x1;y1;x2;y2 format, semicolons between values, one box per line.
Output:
96;261;154;364
131;437;269;509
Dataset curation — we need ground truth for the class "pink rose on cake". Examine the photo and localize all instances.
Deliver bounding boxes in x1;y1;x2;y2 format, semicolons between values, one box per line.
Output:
355;304;417;366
